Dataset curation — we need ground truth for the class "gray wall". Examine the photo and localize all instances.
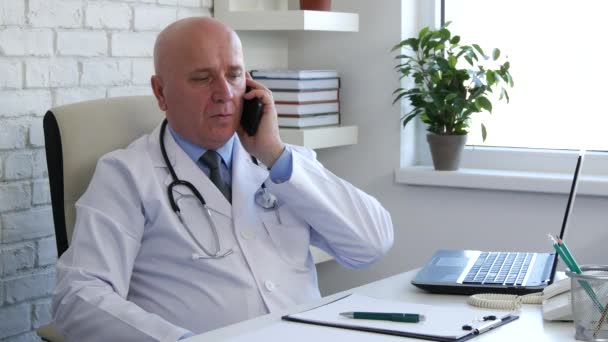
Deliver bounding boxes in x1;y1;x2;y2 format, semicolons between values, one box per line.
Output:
286;0;608;295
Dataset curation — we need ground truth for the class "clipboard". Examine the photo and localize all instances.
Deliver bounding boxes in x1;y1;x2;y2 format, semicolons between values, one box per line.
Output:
282;294;519;342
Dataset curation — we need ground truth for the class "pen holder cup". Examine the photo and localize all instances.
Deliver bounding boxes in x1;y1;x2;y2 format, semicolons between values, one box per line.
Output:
566;266;608;341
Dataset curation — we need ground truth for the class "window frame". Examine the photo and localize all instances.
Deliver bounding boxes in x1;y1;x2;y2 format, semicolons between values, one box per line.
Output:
396;0;608;197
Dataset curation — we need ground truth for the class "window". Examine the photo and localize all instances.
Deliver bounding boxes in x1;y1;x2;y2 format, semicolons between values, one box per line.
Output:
444;0;608;151
397;0;608;195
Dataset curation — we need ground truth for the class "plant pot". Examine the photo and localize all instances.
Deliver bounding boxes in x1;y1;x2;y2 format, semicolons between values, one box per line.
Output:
426;134;467;171
300;0;331;11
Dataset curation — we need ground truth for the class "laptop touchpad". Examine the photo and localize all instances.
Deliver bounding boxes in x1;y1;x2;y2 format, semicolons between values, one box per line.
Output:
436;257;468;267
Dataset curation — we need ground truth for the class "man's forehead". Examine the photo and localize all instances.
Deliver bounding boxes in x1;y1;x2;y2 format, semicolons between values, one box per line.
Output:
154;18;242;74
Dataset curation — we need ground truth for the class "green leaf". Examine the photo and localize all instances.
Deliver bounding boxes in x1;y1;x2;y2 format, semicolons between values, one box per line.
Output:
486;70;495;86
481;123;487;142
476;96;493;113
391;38;419;52
492;48;500;60
472;44;485;56
438;27;451;41
418;27;430;40
402;112;420;128
506;73;514;87
392;91;410;104
500;88;510;103
450;35;460;44
464;55;473;66
448;55;457;68
392;88;404;95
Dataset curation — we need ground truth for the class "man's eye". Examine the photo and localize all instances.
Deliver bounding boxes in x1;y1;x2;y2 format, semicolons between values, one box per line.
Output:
229;74;242;80
192;77;210;82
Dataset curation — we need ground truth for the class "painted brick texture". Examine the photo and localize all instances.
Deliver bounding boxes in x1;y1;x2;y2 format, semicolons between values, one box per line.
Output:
0;0;212;339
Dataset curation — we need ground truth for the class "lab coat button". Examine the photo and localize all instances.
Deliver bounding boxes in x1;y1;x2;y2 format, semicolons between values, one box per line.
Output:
240;230;255;240
264;280;276;292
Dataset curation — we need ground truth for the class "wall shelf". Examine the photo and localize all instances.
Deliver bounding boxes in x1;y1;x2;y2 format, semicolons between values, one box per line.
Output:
214;1;358;32
216;10;358;31
280;125;358;149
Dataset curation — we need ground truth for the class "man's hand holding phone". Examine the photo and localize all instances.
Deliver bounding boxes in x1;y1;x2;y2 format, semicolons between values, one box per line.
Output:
238;73;285;168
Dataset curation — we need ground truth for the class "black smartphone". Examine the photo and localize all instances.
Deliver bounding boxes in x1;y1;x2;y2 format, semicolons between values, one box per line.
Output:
240;87;264;136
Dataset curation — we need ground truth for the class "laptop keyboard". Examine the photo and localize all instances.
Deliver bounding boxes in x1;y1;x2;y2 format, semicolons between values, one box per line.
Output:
463;252;533;286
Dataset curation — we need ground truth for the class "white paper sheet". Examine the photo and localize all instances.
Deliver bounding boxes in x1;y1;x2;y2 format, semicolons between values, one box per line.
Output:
229;294;516;341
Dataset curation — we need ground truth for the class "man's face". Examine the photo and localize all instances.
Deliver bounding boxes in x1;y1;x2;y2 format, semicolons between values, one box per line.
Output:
157;30;246;149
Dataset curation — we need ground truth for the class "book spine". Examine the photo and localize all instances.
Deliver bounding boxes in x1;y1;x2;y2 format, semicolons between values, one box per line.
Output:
274;99;337;105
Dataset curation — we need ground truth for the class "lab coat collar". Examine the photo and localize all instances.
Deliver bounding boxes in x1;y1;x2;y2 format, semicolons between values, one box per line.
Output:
148;123;269;219
151;123;232;218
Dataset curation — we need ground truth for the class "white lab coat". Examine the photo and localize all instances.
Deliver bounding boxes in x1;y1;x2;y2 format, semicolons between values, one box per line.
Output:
52;122;394;342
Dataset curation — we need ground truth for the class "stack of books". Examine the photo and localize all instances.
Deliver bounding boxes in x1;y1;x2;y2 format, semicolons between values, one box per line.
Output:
250;69;340;128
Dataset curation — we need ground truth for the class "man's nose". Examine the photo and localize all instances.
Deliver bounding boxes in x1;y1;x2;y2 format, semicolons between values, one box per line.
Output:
211;77;234;102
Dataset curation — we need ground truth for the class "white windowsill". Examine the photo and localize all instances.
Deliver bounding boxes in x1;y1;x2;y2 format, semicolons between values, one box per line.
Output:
395;166;608;196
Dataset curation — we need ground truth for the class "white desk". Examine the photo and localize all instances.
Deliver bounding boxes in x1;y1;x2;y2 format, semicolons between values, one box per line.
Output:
186;269;574;341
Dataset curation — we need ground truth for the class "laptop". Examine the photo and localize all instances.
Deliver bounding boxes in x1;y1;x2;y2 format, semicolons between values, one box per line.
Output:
412;152;584;295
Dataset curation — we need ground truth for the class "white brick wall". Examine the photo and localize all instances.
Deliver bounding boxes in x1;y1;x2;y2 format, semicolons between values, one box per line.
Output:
0;90;53;117
0;1;213;339
28;0;83;29
0;28;54;56
0;0;26;26
57;30;109;56
133;6;177;31
4;151;34;180
85;3;132;30
1;244;36;276
0;119;28;150
0;304;31;338
111;32;157;57
0;60;22;88
81;59;131;85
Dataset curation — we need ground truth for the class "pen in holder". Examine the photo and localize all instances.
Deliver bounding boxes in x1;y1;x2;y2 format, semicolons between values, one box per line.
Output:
566;266;608;341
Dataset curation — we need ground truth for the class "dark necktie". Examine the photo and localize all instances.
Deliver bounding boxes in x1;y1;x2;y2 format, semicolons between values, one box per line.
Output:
200;150;232;203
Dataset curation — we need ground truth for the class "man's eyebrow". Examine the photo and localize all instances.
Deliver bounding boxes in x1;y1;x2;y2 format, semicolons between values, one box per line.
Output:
190;68;212;74
189;66;243;74
228;66;244;73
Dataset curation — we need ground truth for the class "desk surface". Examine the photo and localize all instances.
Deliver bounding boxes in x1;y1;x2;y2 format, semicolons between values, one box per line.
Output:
186;269;574;341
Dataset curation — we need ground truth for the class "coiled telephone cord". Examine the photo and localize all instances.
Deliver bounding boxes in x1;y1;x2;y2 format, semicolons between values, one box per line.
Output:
468;292;543;310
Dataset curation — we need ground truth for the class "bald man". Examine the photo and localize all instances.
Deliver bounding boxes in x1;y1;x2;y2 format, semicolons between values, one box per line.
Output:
52;17;393;341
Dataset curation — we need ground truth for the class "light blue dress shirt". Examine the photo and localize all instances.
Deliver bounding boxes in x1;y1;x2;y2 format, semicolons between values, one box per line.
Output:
168;126;293;184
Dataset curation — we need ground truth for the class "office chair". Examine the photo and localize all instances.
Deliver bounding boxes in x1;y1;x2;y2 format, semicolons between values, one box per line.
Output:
38;96;164;342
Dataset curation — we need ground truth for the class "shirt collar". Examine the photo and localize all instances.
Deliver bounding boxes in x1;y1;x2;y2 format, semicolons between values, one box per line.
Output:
168;125;234;169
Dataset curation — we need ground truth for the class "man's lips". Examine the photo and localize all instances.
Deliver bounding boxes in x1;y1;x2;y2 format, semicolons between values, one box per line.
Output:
211;113;232;118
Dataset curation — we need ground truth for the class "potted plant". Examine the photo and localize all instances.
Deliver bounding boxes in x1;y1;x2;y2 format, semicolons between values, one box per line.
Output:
392;23;513;170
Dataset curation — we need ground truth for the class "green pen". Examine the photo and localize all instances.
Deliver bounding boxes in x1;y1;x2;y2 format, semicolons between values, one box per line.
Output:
548;234;605;313
340;311;425;323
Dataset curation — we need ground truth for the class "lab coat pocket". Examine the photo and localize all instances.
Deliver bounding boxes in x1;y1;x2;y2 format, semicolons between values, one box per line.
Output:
259;206;311;271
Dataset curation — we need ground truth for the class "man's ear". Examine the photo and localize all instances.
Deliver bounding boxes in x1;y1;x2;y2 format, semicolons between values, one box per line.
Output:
151;75;167;111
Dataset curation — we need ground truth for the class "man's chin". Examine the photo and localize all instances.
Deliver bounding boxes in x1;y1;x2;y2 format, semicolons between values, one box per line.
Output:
203;126;237;147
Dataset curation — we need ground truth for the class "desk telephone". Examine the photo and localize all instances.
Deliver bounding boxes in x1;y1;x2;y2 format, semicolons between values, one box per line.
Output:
542;278;573;321
468;278;572;321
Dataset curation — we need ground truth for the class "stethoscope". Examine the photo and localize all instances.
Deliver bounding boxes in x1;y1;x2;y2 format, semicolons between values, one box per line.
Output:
159;119;279;259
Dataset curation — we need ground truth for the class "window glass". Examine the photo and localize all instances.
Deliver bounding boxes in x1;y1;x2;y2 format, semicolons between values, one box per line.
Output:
445;0;608;150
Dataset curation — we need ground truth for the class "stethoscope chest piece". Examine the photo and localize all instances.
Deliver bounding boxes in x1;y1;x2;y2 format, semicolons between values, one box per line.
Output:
255;187;277;209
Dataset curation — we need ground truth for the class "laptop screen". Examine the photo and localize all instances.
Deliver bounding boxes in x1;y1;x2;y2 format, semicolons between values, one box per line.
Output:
549;151;584;283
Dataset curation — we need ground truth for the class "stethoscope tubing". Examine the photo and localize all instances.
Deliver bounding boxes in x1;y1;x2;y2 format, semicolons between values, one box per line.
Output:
159;119;279;259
